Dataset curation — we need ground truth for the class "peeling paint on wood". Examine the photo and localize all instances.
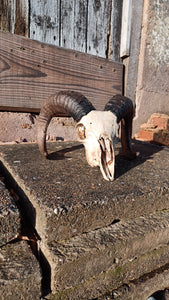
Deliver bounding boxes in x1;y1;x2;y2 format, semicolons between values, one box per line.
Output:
0;0;124;60
87;0;112;57
29;0;60;45
110;0;123;61
60;0;87;52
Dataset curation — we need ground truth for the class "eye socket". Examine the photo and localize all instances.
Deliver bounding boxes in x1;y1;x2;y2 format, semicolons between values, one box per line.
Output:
76;123;86;140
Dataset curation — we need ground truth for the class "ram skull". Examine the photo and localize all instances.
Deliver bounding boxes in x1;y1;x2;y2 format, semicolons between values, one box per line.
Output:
37;91;135;181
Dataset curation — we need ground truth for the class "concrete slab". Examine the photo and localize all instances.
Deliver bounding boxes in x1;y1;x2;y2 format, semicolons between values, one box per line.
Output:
45;210;169;297
0;240;42;299
0;141;169;298
0;141;168;244
0;176;21;246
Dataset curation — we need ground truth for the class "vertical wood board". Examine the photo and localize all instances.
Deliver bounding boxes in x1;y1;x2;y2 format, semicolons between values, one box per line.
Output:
29;0;60;46
110;0;123;61
60;0;87;52
87;0;112;57
0;31;123;112
13;0;29;36
1;0;123;61
120;0;132;58
125;0;144;103
0;0;12;32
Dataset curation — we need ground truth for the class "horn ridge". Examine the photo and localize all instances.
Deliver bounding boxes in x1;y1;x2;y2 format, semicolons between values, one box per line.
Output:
104;94;136;159
55;91;96;121
37;90;95;157
104;94;133;123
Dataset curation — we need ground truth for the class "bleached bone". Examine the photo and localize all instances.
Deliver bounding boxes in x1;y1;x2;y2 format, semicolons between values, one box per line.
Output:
76;111;119;181
37;91;136;181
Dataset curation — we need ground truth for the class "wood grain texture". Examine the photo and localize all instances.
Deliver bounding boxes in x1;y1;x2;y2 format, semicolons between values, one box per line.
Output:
0;31;123;113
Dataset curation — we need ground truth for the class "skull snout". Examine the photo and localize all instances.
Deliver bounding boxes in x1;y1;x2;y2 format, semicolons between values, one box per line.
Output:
99;136;115;181
84;141;101;167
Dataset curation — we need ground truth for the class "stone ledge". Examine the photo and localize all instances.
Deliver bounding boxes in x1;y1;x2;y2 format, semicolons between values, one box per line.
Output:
0;240;42;299
99;266;169;300
44;210;169;296
48;244;169;299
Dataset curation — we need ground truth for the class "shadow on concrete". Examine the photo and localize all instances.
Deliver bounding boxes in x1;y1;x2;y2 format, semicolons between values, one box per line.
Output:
114;140;165;180
46;140;165;180
47;143;84;160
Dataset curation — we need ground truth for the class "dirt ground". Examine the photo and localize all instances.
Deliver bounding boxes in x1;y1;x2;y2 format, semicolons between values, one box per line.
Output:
0;112;76;144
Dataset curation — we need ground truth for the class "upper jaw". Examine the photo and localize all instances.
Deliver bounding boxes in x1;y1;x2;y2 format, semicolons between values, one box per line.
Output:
98;136;115;181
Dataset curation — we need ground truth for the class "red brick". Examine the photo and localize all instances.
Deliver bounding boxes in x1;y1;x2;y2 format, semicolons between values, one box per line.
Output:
137;128;161;141
154;130;169;146
148;113;169;130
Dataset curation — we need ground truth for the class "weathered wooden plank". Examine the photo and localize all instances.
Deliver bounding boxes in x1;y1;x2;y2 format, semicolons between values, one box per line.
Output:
29;0;60;46
13;0;29;36
60;0;87;52
0;0;12;32
110;0;123;61
87;0;112;58
120;0;132;58
0;0;29;36
124;0;144;102
0;31;123;113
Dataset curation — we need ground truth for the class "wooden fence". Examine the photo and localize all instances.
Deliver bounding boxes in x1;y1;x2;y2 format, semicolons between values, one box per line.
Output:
0;0;124;112
0;0;123;61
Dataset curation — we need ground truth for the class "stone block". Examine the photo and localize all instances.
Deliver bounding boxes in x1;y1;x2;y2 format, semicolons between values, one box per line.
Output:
45;211;169;297
0;240;42;299
105;268;169;300
0;174;21;246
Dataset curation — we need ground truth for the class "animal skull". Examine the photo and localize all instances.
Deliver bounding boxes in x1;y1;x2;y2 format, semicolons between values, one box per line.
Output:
37;91;135;182
76;111;119;181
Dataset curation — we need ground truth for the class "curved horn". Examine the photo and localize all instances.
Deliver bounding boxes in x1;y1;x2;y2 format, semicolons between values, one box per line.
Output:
104;94;136;159
37;90;96;157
